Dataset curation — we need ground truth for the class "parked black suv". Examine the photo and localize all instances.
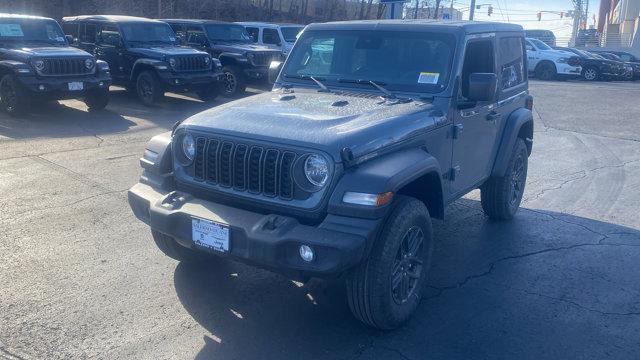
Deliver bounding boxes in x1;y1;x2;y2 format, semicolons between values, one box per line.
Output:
163;19;284;97
0;14;110;116
590;50;639;80
554;46;625;81
61;15;223;106
128;21;534;329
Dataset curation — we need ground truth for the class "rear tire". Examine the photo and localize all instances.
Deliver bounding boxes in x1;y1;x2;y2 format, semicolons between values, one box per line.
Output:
221;65;246;97
84;88;109;111
151;230;206;263
136;70;163;106
0;74;27;117
481;138;529;220
346;195;433;330
582;67;599;81
535;62;557;81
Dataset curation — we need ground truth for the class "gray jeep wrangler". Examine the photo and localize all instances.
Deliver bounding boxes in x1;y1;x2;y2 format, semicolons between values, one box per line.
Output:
128;20;534;329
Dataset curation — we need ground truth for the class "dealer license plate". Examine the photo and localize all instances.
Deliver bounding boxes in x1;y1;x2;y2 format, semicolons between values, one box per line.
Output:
68;82;83;91
192;217;229;253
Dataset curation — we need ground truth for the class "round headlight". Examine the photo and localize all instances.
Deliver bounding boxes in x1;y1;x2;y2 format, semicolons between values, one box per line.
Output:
33;60;45;71
182;133;195;162
84;58;95;69
304;154;329;187
168;57;177;69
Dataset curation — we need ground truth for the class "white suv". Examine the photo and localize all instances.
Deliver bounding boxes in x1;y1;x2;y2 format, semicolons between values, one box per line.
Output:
525;37;581;80
237;22;304;56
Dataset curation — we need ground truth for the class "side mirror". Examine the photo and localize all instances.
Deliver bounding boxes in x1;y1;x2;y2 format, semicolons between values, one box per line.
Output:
65;34;74;44
268;60;283;84
467;73;497;102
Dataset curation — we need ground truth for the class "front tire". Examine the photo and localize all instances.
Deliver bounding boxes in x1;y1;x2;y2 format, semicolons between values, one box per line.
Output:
346;195;433;330
582;67;599;81
0;74;27;116
535;62;557;81
84;88;109;111
151;230;206;263
481;138;529;220
221;65;246;97
136;71;163;106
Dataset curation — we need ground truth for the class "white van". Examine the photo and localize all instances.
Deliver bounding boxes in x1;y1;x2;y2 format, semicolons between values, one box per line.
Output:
236;22;304;56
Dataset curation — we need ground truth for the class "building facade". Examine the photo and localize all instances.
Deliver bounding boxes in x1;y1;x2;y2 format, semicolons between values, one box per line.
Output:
598;0;640;48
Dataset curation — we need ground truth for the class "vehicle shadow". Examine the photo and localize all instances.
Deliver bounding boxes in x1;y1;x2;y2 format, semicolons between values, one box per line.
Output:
0;86;264;140
172;198;640;359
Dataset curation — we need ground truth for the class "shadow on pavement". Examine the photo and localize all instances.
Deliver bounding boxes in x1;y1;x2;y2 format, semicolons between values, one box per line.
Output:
172;198;640;359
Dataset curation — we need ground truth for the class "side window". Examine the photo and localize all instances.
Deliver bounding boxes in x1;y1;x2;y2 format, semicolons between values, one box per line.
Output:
263;28;280;45
499;37;525;90
97;25;121;47
62;23;77;39
246;27;259;42
79;23;97;44
525;40;534;51
460;39;495;99
618;54;632;62
185;25;206;45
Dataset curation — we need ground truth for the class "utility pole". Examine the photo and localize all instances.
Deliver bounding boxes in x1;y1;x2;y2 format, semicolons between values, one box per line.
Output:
469;0;476;20
570;0;582;46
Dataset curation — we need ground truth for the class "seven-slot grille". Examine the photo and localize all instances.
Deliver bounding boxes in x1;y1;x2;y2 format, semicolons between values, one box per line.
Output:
175;56;209;71
250;52;280;66
192;137;298;200
39;58;93;76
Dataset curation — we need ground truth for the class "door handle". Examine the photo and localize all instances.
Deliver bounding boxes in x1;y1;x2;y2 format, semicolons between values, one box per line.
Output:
486;111;501;122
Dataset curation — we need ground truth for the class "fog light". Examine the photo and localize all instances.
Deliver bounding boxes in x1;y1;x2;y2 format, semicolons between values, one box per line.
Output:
299;245;314;262
38;84;45;91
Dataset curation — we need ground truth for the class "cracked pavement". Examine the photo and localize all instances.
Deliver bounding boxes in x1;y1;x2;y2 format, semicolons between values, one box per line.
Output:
1;81;639;359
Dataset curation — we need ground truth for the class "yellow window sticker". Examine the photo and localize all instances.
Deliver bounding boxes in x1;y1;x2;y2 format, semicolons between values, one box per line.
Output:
418;72;440;84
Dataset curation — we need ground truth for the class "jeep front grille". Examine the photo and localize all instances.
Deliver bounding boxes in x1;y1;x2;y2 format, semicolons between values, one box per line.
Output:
40;58;94;76
250;52;280;67
193;137;298;200
175;56;209;72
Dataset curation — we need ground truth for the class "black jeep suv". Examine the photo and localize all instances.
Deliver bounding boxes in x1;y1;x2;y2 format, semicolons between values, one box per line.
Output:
0;14;110;116
61;16;223;106
163;19;284;97
128;21;534;329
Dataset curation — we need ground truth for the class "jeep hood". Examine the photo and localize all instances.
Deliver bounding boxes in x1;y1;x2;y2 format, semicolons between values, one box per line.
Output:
181;90;445;162
128;46;205;58
4;46;92;58
214;43;280;54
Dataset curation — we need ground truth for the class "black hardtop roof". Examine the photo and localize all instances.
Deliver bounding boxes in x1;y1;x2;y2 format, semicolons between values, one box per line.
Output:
306;20;522;34
62;15;166;24
0;13;55;21
160;19;235;25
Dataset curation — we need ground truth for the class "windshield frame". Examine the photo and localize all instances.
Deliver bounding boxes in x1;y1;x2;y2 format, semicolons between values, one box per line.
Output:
203;24;252;43
119;22;178;46
280;29;456;95
0;18;67;46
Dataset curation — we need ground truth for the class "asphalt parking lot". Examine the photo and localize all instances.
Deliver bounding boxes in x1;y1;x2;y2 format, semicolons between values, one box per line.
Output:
1;80;639;360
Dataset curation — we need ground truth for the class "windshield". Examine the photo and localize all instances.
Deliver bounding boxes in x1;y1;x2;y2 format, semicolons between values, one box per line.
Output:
204;24;252;42
281;26;303;43
0;19;66;45
529;38;551;50
282;30;454;93
120;23;177;44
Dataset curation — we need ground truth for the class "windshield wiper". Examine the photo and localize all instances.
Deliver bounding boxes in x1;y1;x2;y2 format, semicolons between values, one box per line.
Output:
282;74;331;93
338;78;397;99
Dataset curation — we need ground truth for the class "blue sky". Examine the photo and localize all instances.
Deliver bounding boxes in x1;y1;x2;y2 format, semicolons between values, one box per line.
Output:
449;0;600;43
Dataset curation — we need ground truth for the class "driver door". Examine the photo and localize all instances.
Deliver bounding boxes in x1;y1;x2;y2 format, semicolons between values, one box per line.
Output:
450;36;501;195
95;24;126;80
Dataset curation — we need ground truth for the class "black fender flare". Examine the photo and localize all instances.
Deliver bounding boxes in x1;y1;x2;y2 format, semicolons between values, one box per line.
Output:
218;53;244;67
491;107;534;177
328;148;443;220
139;131;174;190
0;60;32;75
130;58;166;81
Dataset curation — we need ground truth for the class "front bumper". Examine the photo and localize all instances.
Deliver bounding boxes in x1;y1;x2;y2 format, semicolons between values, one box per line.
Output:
128;183;378;278
15;73;111;99
556;63;582;76
243;67;269;81
157;69;224;91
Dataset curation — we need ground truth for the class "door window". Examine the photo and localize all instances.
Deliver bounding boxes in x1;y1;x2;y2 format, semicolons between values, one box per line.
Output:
185;25;207;45
62;23;77;39
245;27;259;42
460;39;495;99
79;23;97;43
498;37;525;90
262;28;280;45
97;25;121;47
